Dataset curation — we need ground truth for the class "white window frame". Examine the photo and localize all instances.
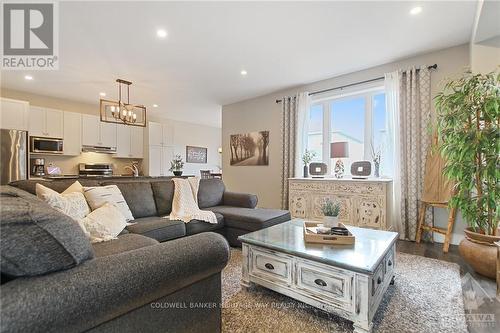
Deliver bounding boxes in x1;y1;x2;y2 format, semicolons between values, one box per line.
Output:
307;85;385;174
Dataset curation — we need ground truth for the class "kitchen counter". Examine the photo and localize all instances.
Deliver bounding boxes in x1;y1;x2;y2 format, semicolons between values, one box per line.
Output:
39;175;195;180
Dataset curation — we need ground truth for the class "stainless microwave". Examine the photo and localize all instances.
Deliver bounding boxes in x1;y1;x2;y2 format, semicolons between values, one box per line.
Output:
30;137;64;154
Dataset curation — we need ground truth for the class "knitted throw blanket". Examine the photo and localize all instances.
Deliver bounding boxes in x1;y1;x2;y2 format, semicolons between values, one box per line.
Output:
168;177;218;224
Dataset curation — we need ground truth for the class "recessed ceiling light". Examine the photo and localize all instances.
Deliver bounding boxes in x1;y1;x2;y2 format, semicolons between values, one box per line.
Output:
410;6;422;15
24;75;33;80
156;29;168;38
99;92;106;97
153;104;158;108
240;70;248;76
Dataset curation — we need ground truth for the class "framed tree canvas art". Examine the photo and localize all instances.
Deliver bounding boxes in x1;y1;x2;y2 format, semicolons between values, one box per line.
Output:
230;131;269;166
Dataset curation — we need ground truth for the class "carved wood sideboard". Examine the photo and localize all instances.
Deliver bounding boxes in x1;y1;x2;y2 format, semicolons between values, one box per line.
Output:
288;178;393;231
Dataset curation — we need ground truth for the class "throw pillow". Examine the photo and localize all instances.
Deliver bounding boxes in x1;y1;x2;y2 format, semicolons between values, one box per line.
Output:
80;203;127;243
62;180;84;194
0;186;94;277
36;182;90;221
83;185;134;221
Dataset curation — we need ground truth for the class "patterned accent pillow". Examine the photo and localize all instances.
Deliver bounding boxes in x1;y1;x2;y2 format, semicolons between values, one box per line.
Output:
36;183;90;221
80;203;127;243
83;185;134;222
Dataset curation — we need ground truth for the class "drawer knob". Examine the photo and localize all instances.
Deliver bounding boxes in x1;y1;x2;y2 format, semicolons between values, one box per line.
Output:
388;260;392;267
264;263;274;270
314;279;327;287
377;277;382;285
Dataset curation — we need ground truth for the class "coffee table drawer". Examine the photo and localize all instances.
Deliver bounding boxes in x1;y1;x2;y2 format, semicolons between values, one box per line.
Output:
249;247;292;284
296;261;353;306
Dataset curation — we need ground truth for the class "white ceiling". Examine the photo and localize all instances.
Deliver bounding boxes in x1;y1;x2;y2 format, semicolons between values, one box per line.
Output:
1;1;477;127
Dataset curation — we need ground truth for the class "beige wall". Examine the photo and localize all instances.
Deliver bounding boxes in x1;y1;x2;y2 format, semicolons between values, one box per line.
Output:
222;44;470;244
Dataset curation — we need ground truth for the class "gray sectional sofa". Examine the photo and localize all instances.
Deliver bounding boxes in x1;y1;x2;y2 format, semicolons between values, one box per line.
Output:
8;178;291;246
1;178;291;333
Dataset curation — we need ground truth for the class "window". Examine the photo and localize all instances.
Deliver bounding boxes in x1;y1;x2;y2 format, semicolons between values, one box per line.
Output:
306;87;388;176
306;104;323;161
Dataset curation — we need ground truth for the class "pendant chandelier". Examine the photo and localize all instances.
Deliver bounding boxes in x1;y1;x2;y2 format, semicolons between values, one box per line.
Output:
100;79;147;127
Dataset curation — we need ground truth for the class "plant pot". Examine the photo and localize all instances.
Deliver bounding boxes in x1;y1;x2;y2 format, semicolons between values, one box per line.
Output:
458;228;500;279
323;216;339;228
303;165;309;178
173;171;183;176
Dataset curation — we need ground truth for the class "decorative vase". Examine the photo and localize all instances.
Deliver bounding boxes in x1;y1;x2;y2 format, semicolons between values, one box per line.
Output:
173;171;183;176
303;165;309;178
323;216;339;228
334;159;344;179
458;228;500;279
374;162;380;178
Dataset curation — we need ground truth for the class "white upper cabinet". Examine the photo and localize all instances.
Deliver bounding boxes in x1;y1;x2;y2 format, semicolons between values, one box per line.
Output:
100;121;117;148
130;126;144;158
115;124;144;158
0;98;29;131
45;109;64;138
148;121;174;146
63;112;81;156
82;114;100;146
28;106;63;138
28;107;45;136
81;114;116;148
116;124;131;157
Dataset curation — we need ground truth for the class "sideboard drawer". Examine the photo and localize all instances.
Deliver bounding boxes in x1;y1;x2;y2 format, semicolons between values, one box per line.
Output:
250;247;292;285
296;261;353;308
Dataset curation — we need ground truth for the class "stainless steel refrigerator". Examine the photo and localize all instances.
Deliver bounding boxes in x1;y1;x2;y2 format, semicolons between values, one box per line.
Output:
0;129;28;185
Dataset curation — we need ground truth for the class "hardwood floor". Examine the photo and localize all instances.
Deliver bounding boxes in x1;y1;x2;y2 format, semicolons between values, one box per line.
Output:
397;240;499;333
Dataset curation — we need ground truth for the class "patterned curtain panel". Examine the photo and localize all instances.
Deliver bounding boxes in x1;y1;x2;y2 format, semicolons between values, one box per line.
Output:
280;97;297;210
398;66;432;240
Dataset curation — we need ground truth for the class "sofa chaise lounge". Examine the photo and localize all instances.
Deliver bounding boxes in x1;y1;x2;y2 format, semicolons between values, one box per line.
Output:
1;178;290;332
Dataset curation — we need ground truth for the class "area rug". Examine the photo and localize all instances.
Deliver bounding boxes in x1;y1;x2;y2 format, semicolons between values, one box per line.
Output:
221;249;467;333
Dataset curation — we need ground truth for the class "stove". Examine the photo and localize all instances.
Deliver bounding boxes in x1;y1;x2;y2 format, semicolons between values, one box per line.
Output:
79;163;113;177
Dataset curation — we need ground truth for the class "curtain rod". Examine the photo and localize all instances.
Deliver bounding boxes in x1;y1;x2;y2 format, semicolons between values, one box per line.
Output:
275;64;437;103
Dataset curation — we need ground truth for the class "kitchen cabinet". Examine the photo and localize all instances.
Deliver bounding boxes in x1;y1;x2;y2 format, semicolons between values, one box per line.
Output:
116;124;143;158
82;114;116;148
63;112;81;155
148;146;173;176
0;98;29;131
29;106;63;138
148;121;174;146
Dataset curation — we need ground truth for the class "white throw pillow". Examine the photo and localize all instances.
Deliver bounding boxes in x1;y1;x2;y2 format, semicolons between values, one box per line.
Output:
62;180;84;194
79;203;127;243
83;185;134;222
36;182;91;220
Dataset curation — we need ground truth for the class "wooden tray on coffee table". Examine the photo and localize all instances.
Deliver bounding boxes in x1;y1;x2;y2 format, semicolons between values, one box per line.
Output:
303;221;355;245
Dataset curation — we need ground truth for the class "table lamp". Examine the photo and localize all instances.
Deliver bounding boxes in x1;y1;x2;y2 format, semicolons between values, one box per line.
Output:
331;142;349;178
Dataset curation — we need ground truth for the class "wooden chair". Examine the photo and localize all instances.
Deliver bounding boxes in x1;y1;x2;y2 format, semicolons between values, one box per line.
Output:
200;170;212;179
415;136;457;253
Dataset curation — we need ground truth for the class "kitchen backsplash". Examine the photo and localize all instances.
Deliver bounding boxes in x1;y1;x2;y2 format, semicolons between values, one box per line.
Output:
36;152;143;176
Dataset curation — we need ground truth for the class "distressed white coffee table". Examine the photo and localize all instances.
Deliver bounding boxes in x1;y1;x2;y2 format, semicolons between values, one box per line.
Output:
239;219;398;333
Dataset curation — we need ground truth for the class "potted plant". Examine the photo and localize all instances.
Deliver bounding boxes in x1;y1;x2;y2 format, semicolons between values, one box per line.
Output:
302;149;317;178
321;199;341;228
169;154;184;176
435;71;499;278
